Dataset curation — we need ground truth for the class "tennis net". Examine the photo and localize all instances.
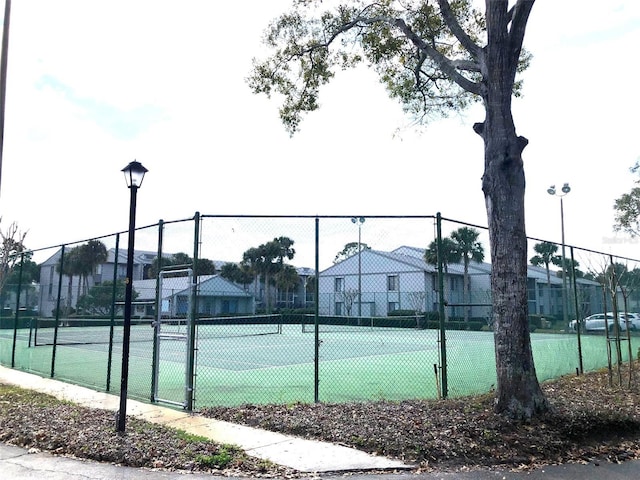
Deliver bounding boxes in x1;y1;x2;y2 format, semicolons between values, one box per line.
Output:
30;314;283;347
300;314;423;333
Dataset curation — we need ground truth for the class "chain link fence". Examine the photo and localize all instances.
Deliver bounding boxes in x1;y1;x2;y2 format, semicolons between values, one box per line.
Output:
1;213;639;410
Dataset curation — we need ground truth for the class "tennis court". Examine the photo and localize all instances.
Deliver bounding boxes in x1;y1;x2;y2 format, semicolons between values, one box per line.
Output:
2;316;637;409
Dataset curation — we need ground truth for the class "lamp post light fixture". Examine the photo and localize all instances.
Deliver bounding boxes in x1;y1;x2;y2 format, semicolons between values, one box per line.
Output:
547;183;571;328
116;160;148;432
351;217;365;317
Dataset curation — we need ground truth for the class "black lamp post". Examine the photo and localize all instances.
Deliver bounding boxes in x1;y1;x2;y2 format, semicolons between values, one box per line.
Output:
116;160;147;432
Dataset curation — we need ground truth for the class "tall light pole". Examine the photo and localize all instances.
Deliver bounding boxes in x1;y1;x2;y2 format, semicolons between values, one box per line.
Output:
351;217;365;317
0;0;12;198
117;160;148;433
547;183;571;328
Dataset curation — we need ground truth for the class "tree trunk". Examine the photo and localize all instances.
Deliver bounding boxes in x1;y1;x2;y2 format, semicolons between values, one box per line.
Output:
544;261;554;318
463;257;470;322
265;273;271;313
477;103;548;418
76;277;81;313
477;10;548;416
67;277;73;311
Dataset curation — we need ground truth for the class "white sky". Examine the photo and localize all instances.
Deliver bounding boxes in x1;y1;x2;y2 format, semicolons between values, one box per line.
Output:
0;0;639;268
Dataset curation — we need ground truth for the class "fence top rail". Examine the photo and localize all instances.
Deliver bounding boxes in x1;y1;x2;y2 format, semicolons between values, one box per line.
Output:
200;214;438;220
19;212;640;266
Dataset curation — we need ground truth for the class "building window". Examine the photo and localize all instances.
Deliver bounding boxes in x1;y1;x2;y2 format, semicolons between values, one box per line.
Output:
334;277;344;292
335;302;343;315
387;275;398;291
388;302;399;314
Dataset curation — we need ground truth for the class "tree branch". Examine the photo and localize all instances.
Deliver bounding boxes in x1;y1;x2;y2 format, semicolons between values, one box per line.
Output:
437;0;482;59
293;12;485;96
508;0;535;67
392;17;484;96
450;59;481;72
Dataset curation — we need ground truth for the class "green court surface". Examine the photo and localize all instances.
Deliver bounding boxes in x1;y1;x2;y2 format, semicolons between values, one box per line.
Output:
1;324;637;409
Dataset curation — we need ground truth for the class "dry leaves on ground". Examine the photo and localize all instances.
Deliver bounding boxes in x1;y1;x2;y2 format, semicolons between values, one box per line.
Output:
202;363;640;472
1;363;640;476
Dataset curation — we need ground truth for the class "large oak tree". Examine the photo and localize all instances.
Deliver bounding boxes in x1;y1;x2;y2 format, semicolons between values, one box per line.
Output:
249;0;545;418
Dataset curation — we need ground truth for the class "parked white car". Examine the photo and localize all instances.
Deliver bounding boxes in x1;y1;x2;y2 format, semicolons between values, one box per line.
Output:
619;312;640;330
569;313;635;332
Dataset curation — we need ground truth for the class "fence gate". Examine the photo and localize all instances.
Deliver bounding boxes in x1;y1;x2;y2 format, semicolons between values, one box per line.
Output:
152;268;193;408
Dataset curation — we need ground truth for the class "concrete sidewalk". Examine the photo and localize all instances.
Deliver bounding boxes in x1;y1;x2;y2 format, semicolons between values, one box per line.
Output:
0;365;412;473
4;441;640;480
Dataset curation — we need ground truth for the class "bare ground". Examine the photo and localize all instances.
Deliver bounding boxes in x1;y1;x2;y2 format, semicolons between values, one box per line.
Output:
3;363;640;476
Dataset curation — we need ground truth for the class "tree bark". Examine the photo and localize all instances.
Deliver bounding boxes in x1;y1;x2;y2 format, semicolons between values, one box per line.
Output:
476;85;548;420
476;0;547;418
478;113;547;417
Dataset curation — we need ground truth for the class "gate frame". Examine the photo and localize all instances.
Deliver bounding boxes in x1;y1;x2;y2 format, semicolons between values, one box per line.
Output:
151;267;194;408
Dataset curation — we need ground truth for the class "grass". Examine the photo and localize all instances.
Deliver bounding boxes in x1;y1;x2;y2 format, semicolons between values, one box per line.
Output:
0;383;289;476
3;327;640;407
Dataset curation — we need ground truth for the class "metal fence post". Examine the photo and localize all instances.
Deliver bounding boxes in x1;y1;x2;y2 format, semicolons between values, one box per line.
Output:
314;216;320;403
10;253;23;368
151;220;164;402
186;212;200;411
436;212;448;399
106;233;120;391
50;245;66;378
569;247;583;375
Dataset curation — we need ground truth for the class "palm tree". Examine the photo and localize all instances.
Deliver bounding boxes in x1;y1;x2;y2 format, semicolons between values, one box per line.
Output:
450;227;485;322
148;252;216;279
259;241;280;313
57;246;83;314
79;240;108;295
275;264;300;308
530;241;561;317
424;238;460;274
241;247;262;304
269;237;296;311
303;275;316;308
425;237;460;322
273;236;295;265
195;258;216;276
220;262;254;291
